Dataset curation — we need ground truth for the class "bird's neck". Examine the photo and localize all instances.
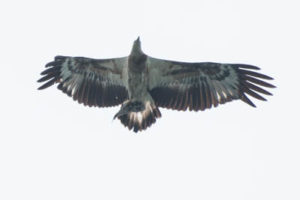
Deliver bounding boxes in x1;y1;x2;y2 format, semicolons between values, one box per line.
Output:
129;39;146;72
130;44;143;56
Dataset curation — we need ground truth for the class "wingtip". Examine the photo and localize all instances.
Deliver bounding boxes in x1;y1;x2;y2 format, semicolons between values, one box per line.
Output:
249;102;257;108
237;64;261;70
37;85;44;90
240;93;256;107
55;55;66;60
45;61;56;67
269;83;276;88
37;77;43;83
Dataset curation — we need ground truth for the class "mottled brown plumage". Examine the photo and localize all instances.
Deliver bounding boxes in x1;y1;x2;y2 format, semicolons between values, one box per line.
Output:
38;37;275;132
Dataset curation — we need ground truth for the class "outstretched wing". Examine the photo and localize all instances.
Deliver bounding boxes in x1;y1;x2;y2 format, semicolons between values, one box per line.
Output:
38;56;129;107
147;57;275;111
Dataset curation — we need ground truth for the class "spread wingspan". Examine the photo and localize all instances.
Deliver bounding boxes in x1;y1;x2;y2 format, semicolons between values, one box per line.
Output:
38;38;275;133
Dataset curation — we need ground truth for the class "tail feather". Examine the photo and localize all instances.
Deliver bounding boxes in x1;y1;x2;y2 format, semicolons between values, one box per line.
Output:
117;101;161;132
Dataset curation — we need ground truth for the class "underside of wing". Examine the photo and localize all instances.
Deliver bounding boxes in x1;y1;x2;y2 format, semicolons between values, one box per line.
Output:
147;57;275;111
38;56;129;107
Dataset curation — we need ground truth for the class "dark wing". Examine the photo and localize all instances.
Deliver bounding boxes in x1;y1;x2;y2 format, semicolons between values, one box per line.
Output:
147;57;275;111
38;56;129;107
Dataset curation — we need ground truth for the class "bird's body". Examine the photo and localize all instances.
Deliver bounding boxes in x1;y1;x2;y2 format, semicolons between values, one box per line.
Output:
127;42;148;100
38;37;275;132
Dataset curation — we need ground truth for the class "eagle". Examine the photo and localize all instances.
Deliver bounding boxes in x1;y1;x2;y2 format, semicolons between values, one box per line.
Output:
38;37;275;132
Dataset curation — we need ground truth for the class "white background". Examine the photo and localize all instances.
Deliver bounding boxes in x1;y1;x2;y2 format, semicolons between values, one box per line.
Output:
0;0;299;199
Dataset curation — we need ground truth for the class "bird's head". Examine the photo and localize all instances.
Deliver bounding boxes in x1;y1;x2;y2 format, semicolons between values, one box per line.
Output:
113;101;145;119
131;36;143;55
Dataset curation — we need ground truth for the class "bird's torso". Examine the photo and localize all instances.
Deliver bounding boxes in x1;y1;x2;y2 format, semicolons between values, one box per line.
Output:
127;52;150;101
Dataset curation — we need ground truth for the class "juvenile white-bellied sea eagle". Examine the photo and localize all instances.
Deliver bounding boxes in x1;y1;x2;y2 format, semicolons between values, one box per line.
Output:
38;37;275;132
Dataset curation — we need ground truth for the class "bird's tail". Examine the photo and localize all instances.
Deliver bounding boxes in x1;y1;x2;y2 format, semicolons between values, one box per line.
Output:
114;100;161;132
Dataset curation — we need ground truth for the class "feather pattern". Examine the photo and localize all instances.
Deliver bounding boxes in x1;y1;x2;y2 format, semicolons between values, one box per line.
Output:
38;38;275;132
147;57;275;110
117;101;161;132
38;56;129;107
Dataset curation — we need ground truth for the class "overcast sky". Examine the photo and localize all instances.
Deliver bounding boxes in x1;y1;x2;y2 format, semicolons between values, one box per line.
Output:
1;0;299;199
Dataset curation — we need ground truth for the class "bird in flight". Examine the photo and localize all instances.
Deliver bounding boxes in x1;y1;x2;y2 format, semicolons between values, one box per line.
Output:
38;37;275;132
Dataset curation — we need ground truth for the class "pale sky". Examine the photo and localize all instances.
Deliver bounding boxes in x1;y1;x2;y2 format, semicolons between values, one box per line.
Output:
1;0;299;199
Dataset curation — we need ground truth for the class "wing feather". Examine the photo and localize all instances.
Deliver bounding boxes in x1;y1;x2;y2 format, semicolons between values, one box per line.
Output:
38;56;129;107
147;57;275;111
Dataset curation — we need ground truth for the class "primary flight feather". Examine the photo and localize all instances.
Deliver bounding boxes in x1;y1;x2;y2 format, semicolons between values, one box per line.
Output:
38;37;275;132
